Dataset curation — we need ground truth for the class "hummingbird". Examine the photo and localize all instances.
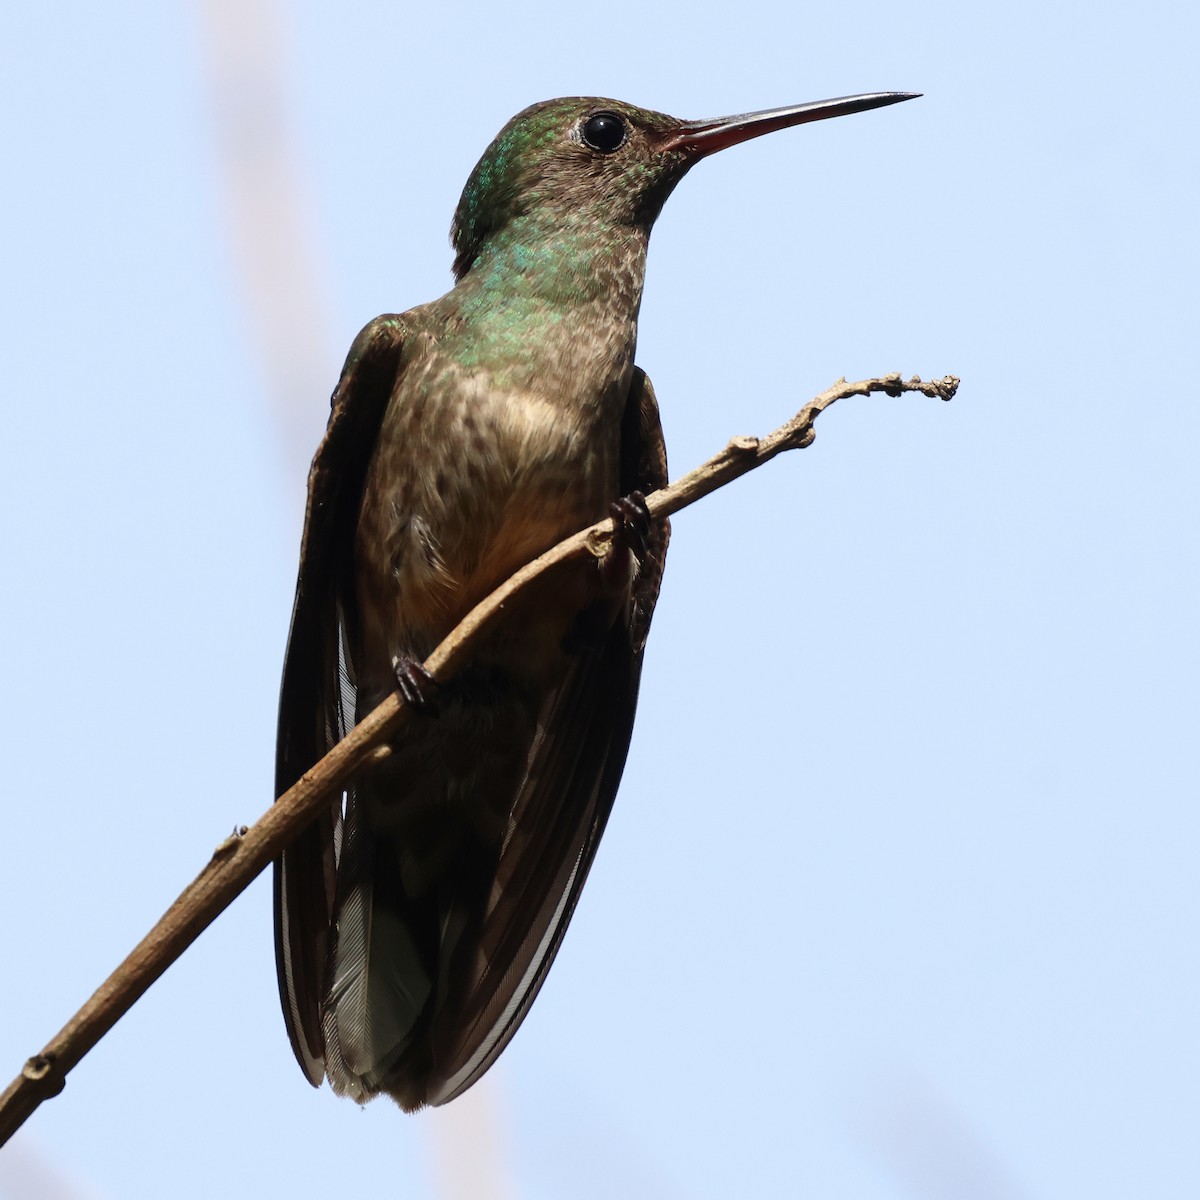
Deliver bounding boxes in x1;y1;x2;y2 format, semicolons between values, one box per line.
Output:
275;90;919;1111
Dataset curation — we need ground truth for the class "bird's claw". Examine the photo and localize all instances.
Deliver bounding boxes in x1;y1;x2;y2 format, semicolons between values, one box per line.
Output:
598;490;652;596
609;490;651;561
392;657;441;715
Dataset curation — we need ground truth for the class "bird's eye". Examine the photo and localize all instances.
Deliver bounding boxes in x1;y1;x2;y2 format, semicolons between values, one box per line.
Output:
581;112;627;153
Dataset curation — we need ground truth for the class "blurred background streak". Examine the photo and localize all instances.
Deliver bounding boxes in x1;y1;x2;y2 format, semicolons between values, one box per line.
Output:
2;0;1197;1197
0;1140;105;1200
849;1071;1034;1200
196;0;336;480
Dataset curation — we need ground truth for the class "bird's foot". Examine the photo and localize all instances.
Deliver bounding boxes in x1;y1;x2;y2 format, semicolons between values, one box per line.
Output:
568;492;654;652
599;490;651;593
391;657;441;715
611;491;651;559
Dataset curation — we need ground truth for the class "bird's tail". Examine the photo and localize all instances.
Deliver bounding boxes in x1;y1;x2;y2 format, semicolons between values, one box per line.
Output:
321;787;432;1104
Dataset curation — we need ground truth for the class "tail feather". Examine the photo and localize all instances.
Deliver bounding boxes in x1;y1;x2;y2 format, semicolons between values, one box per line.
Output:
322;790;432;1100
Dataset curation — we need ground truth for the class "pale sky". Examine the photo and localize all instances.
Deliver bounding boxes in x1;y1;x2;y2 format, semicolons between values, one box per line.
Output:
2;1;1197;1197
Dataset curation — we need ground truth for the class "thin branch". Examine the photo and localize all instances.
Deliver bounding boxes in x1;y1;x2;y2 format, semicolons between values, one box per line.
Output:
0;371;958;1145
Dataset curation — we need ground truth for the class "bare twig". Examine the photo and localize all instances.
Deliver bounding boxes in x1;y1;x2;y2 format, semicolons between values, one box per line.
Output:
0;372;958;1145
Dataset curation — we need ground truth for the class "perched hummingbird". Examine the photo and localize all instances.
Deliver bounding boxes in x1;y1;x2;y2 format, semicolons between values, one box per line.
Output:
275;90;918;1110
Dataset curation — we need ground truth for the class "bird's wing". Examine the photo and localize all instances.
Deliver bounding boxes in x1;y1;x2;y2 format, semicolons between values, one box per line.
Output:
427;366;670;1105
274;315;407;1085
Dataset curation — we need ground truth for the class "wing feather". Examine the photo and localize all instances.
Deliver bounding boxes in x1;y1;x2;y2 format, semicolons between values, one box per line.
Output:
273;315;407;1084
425;367;670;1104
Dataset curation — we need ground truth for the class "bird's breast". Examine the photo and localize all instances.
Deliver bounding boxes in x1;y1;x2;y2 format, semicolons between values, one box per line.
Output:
354;328;635;673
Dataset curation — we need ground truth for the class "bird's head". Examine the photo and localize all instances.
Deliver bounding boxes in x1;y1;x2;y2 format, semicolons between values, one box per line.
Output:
449;92;918;280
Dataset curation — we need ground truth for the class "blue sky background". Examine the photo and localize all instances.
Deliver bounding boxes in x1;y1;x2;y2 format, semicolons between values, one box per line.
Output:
2;1;1197;1197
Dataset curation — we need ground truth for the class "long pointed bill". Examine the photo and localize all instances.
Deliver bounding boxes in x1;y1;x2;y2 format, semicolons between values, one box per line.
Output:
662;92;921;157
